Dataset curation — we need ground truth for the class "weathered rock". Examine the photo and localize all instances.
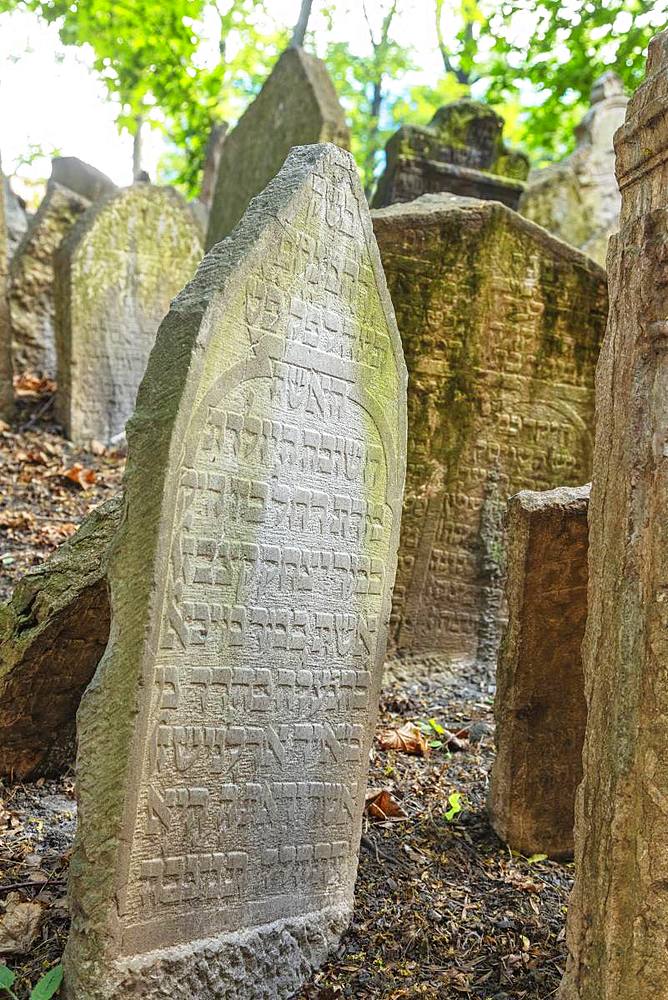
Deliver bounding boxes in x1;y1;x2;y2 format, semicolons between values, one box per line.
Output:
9;181;89;377
206;47;350;248
520;72;629;266
64;143;406;1000
55;184;203;446
0;157;13;419
372;193;606;664
0;495;121;781
559;31;668;1000
489;484;589;860
51;156;117;203
372;99;529;211
199;122;228;212
4;176;28;260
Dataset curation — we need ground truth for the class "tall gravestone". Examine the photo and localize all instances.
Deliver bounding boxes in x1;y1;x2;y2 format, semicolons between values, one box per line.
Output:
489;485;589;860
55;184;203;445
372;194;606;663
520;72;629;266
560;32;668;1000
4;176;28;260
0;156;13;419
64;143;406;999
51;156;117;203
206;47;350;248
372;99;530;211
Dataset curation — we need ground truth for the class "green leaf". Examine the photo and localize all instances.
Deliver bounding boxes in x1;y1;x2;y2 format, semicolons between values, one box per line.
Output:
526;853;548;865
445;791;463;822
30;965;64;1000
428;718;447;736
0;966;16;989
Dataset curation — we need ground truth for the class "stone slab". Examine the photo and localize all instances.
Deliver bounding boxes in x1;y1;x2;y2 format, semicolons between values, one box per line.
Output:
489;484;589;860
372;193;607;664
206;47;350;248
63;143;406;999
559;30;668;1000
0;496;121;780
520;72;629;266
9;181;90;377
51;156;117;203
55;184;203;445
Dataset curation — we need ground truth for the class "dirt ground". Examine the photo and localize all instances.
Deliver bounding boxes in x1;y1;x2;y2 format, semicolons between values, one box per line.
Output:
0;391;571;999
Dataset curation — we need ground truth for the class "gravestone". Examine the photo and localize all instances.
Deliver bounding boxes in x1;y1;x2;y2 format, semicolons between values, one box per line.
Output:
372;99;529;211
0;157;13;419
64;143;406;999
560;31;668;1000
51;156;117;203
4;176;28;260
206;47;350;248
199;122;228;212
520;72;629;266
0;495;121;780
9;181;89;376
55;184;203;445
372;194;606;664
489;484;589;860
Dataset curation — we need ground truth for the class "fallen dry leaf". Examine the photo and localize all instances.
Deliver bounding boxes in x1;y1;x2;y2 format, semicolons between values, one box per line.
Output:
13;373;56;396
365;788;408;821
0;893;44;956
61;464;97;489
377;721;429;756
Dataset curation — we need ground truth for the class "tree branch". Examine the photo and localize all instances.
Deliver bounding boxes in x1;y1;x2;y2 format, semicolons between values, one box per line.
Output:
290;0;314;48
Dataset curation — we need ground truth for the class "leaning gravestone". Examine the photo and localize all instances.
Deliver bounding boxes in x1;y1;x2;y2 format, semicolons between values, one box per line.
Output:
0;156;13;419
64;143;406;999
372;194;606;664
206;47;350;248
489;484;589;860
520;72;628;266
4;176;28;260
372;99;530;211
0;495;121;780
9;180;89;376
51;156;117;203
55;184;203;445
560;31;668;1000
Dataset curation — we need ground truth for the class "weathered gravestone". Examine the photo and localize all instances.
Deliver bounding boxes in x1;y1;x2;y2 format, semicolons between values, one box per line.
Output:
9;180;89;376
0;496;121;781
560;31;668;1000
520;72;629;266
206;47;350;248
4;176;28;260
64;143;406;999
372;99;530;211
51;156;117;203
489;484;589;860
55;184;203;446
0;156;13;419
372;194;606;664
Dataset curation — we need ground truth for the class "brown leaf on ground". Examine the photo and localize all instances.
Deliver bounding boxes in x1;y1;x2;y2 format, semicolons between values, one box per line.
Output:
365;789;408;821
0;894;44;956
13;373;56;397
60;464;98;489
378;722;429;756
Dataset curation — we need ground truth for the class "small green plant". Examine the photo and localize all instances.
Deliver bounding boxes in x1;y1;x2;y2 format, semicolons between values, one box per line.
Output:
0;963;63;1000
418;717;449;750
445;791;464;822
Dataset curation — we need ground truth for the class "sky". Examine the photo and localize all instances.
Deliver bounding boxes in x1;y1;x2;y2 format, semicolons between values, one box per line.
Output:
0;0;445;204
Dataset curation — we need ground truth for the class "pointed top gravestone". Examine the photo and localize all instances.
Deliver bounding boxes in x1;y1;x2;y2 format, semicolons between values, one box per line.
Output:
206;47;350;248
64;143;406;1000
55;183;203;445
51;156;117;203
0;156;13;419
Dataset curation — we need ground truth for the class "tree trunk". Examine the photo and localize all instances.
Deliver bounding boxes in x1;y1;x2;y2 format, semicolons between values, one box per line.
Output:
364;79;383;197
132;115;144;180
291;0;314;48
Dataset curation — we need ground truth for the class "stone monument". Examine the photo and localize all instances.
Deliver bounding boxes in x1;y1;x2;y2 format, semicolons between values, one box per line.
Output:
372;99;530;211
0;156;13;419
560;31;668;1000
372;194;606;664
9;180;89;376
64;143;406;999
0;496;121;780
55;184;203;445
206;47;350;248
4;176;28;260
520;72;629;266
51;156;117;203
489;484;589;860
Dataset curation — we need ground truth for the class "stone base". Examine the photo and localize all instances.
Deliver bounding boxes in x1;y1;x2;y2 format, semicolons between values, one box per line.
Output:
64;905;352;999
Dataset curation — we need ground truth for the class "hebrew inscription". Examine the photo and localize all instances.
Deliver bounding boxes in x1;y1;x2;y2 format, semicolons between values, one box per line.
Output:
373;194;606;664
64;144;406;1000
